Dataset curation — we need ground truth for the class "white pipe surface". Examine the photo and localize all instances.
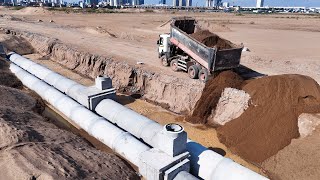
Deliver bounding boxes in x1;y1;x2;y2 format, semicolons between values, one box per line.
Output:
10;63;150;166
9;53;268;180
96;99;268;180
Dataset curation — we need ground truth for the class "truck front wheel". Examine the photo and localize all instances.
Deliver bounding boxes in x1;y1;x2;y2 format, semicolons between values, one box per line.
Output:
160;56;169;66
188;65;199;79
170;60;179;71
199;69;209;82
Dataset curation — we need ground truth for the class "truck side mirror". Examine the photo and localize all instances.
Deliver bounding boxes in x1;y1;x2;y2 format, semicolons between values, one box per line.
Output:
157;40;160;45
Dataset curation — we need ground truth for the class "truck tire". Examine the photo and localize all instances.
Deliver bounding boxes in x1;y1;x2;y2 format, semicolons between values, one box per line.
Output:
188;65;199;79
160;56;169;66
199;69;209;82
170;60;179;71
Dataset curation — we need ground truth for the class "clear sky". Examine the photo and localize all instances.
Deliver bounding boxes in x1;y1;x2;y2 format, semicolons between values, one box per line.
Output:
144;0;320;7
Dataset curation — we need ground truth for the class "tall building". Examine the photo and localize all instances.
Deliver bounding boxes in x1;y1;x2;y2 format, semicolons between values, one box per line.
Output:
206;0;212;7
222;2;229;7
175;0;189;6
256;0;264;7
186;0;191;7
213;0;221;6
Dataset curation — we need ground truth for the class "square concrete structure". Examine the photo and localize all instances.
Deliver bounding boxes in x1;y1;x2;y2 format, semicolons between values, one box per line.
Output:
138;148;190;180
95;75;112;90
156;124;188;157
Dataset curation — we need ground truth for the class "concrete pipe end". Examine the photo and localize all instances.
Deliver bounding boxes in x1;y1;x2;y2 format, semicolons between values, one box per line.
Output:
164;123;184;135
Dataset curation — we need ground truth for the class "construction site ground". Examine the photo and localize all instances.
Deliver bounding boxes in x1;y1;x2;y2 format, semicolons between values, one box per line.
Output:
1;7;320;180
1;7;320;82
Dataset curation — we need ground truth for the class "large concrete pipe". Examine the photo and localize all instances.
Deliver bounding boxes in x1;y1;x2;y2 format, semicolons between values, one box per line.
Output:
10;63;150;166
8;53;268;180
9;53;115;111
95;99;268;180
9;62;196;180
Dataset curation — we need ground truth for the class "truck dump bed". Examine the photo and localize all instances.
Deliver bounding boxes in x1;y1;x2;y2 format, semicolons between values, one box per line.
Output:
170;17;242;73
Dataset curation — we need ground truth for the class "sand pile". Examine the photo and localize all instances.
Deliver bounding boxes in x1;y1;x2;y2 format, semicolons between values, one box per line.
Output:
185;71;243;124
191;30;235;50
217;75;320;163
187;72;320;165
262;126;320;180
12;7;52;16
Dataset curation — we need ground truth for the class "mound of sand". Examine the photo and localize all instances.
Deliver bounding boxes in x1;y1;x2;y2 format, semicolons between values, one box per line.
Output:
262;127;320;180
190;30;236;50
12;7;52;16
186;71;243;124
217;74;320;163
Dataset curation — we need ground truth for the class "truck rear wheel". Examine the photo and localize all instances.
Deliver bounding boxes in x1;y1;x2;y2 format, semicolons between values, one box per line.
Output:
188;65;199;79
199;69;209;82
160;56;169;66
170;60;179;71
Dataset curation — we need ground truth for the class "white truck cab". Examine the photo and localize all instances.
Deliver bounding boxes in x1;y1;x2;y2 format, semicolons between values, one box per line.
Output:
157;34;171;57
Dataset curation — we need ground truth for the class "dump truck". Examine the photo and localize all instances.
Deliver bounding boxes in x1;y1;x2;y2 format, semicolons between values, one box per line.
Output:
157;17;243;82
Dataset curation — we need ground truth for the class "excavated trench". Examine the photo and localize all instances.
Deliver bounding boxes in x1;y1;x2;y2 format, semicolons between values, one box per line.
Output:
1;28;204;115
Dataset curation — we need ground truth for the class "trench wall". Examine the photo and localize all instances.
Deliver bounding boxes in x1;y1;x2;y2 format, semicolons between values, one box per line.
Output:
2;28;204;114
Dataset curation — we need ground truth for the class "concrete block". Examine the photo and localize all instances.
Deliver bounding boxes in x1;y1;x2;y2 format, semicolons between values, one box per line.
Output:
138;148;190;180
156;123;187;157
95;75;112;90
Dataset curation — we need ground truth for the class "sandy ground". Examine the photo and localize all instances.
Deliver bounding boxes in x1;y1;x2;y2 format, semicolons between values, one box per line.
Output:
1;7;320;83
2;7;320;179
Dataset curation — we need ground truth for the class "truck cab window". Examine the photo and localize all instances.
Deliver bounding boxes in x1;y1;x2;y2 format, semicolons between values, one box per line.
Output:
159;37;163;45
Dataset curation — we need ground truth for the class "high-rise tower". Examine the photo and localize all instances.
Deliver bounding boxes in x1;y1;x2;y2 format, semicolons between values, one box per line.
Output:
256;0;264;7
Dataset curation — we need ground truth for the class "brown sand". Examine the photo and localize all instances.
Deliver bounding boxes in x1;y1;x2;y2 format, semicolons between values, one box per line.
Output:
185;71;243;124
217;74;320;163
262;126;320;180
191;30;235;50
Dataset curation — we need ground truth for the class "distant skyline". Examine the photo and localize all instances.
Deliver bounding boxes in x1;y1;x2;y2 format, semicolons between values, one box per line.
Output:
164;0;320;7
66;0;320;7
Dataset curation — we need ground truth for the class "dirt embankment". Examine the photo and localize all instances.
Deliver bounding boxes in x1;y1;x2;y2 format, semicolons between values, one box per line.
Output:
187;71;320;165
191;30;236;50
0;58;139;179
0;56;23;88
1;28;203;114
